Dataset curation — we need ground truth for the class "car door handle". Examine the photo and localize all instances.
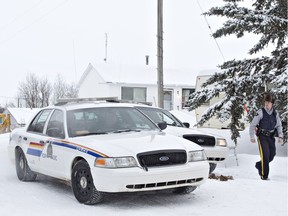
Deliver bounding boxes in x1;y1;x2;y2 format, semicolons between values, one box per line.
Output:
39;140;45;144
23;137;27;141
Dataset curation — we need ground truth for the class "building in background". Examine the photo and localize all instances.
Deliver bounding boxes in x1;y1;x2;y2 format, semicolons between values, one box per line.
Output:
195;70;249;129
78;63;196;111
3;108;39;130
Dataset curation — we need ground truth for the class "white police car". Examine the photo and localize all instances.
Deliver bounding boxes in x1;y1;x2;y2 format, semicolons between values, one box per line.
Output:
134;105;229;173
8;99;209;204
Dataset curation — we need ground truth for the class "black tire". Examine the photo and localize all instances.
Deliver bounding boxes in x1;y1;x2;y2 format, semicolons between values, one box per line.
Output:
71;160;103;205
15;148;37;181
209;163;217;174
173;186;197;194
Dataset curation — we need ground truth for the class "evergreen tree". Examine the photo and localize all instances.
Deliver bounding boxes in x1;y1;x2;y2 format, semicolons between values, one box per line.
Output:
187;0;287;143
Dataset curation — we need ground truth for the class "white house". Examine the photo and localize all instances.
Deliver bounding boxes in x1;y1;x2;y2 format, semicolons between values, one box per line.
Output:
3;108;39;130
78;63;196;110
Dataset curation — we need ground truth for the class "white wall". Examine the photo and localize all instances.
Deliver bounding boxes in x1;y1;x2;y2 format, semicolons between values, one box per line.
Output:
79;68;111;98
146;85;158;107
80;82;193;110
194;73;248;129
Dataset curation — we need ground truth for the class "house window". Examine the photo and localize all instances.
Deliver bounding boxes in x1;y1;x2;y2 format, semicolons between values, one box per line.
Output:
182;88;195;108
121;87;146;102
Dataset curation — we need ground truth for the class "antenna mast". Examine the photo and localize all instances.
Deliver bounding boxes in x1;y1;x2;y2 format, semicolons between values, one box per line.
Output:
73;39;77;82
104;33;108;62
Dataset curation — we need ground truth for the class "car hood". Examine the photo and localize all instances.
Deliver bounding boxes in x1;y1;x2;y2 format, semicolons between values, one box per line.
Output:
68;130;203;157
164;126;225;139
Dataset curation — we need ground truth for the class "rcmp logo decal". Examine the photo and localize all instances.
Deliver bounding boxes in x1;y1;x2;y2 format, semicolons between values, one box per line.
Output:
41;143;57;161
27;142;45;157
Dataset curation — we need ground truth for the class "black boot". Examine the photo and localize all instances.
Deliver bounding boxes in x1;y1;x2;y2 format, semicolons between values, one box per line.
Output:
255;162;261;177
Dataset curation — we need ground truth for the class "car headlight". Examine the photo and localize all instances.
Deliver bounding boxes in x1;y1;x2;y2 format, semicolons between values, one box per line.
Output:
188;150;206;162
216;138;227;147
95;157;137;168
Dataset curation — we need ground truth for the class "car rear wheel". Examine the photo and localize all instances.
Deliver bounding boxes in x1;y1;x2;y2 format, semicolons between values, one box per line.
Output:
173;186;197;194
71;160;103;205
15;148;37;181
209;163;217;174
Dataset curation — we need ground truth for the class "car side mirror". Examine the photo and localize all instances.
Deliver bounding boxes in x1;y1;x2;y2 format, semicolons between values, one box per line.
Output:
183;122;190;128
157;122;167;130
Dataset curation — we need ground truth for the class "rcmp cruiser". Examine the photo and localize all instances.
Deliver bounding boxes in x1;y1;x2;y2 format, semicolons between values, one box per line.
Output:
133;104;229;174
8;98;209;204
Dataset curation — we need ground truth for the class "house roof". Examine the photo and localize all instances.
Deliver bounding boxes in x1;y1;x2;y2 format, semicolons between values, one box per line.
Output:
4;108;39;125
78;63;198;87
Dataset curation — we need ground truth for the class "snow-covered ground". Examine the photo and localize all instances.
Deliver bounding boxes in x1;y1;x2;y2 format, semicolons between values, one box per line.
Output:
0;111;287;216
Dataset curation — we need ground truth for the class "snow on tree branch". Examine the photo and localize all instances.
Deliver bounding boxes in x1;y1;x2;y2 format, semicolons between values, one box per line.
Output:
189;0;287;143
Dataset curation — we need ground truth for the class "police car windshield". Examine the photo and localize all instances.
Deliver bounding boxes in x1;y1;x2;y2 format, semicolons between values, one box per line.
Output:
67;107;158;137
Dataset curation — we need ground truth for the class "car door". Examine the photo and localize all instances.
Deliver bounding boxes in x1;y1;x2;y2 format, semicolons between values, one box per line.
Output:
39;109;66;178
24;109;53;173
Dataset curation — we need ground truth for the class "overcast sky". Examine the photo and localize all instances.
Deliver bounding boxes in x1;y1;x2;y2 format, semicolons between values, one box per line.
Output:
0;0;261;106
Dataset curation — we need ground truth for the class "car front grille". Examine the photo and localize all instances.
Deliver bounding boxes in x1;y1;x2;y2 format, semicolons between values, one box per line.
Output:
183;135;216;147
137;150;187;169
126;178;203;189
207;157;225;162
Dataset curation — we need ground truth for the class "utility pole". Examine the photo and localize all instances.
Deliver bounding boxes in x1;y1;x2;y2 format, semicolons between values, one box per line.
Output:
157;0;164;108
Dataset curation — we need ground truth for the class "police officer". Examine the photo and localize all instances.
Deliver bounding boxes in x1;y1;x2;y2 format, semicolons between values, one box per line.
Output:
249;93;283;180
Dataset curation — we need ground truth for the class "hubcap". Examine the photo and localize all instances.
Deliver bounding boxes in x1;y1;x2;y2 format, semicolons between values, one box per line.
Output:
80;176;87;189
19;157;24;170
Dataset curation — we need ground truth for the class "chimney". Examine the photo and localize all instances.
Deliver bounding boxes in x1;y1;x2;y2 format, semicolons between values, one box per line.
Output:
145;55;149;65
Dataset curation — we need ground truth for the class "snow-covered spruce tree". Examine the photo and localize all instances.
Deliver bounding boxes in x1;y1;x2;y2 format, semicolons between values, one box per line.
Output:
187;0;287;144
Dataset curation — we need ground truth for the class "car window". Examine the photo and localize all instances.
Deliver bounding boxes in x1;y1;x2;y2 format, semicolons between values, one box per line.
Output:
160;109;183;126
46;109;65;139
27;109;52;133
67;107;158;137
136;107;182;126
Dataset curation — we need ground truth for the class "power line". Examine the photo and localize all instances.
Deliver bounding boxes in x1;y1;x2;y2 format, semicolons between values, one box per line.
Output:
0;0;70;46
0;0;44;33
0;95;22;99
196;0;226;62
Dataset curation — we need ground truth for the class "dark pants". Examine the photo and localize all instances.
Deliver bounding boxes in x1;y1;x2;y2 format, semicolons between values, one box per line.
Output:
256;135;276;179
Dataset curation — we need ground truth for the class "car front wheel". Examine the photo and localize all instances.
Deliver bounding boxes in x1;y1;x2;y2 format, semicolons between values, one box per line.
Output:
71;160;104;205
15;148;37;181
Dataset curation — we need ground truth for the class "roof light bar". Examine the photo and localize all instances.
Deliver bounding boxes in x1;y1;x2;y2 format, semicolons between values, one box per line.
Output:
55;97;119;105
